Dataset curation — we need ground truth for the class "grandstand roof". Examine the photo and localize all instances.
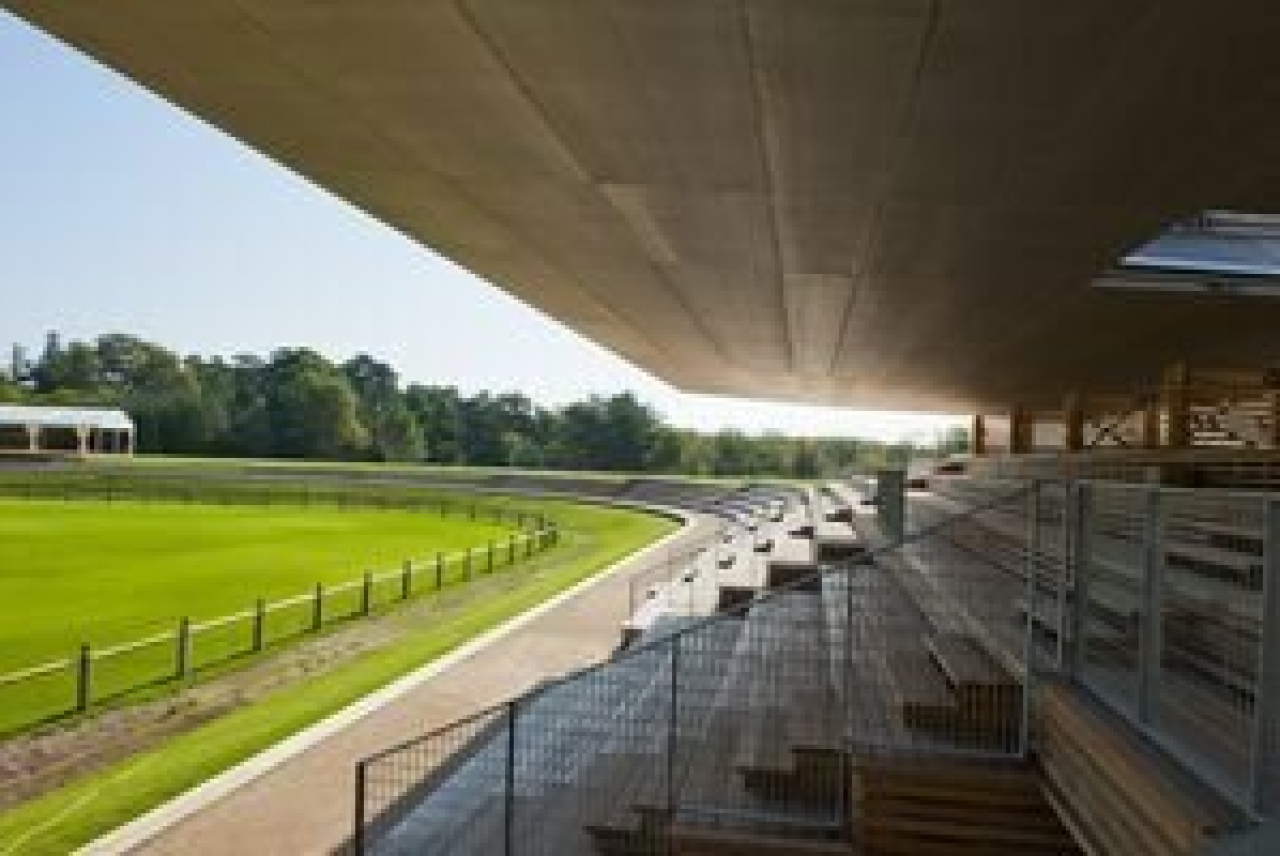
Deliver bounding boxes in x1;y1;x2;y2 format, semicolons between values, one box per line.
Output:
7;3;1280;411
0;405;134;431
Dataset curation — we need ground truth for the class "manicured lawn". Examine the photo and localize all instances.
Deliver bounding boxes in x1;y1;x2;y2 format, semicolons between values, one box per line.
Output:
0;499;515;734
0;479;676;854
0;499;512;671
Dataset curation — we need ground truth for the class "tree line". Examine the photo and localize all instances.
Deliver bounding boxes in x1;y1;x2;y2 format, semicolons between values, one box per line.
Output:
0;333;966;477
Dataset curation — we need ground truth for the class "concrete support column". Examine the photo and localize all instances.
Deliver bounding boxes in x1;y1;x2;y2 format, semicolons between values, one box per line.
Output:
1163;362;1190;449
76;426;88;457
25;423;38;453
971;414;986;456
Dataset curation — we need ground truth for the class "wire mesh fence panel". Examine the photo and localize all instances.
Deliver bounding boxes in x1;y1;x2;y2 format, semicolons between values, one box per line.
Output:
92;631;179;702
525;640;672;856
673;598;844;843
1158;490;1264;804
360;705;512;856
1079;485;1146;715
0;660;78;735
264;595;317;645
190;612;256;673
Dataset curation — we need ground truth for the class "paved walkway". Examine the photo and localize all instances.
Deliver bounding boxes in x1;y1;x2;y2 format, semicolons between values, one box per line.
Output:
98;514;715;855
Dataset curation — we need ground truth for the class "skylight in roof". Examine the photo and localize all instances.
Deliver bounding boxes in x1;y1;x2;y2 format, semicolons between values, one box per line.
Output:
1096;211;1280;296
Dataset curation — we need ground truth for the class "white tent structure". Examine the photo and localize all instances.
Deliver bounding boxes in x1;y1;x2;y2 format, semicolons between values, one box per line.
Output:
0;405;134;457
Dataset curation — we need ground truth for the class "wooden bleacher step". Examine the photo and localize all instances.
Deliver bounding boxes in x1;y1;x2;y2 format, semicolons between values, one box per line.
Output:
885;649;957;732
925;632;1021;742
669;825;852;855
856;756;1080;856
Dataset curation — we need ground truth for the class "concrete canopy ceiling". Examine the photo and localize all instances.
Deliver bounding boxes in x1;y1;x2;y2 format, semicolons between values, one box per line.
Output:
7;1;1280;412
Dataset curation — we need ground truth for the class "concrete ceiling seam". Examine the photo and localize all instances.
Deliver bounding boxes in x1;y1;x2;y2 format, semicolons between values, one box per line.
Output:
739;0;797;376
230;0;676;373
830;0;938;382
456;0;739;371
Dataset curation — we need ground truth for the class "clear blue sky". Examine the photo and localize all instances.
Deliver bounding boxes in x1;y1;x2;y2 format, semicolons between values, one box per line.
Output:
0;11;961;442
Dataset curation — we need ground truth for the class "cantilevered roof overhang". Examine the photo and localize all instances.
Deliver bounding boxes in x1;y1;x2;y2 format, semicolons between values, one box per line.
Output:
7;1;1280;412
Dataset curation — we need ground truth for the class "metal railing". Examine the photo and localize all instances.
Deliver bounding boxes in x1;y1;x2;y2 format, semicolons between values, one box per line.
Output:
1072;481;1279;815
353;485;1041;855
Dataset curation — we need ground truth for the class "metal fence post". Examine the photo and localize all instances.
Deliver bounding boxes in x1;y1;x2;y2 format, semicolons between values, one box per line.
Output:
354;760;367;856
667;634;680;825
313;583;325;630
464;549;473;581
509;534;517;564
176;617;192;681
435;552;444;589
402;560;413;600
252;598;266;652
76;643;93;713
1056;482;1074;672
1020;482;1040;757
525;532;533;559
1138;486;1164;725
1251;498;1280;813
362;571;374;615
487;541;495;574
505;699;518;856
1070;483;1093;678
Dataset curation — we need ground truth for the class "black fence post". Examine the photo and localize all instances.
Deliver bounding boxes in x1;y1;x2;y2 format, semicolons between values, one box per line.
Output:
509;534;517;565
435;552;444;589
253;598;266;653
505;699;517;856
354;760;368;856
487;541;495;574
464;549;473;581
76;643;93;713
402;560;413;600
361;571;374;616
176;617;192;680
313;583;324;630
667;635;679;825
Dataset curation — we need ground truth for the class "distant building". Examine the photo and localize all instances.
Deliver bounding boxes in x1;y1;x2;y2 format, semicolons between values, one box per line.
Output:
0;405;135;457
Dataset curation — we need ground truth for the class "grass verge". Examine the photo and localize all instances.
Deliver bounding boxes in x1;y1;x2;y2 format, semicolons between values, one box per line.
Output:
0;498;674;855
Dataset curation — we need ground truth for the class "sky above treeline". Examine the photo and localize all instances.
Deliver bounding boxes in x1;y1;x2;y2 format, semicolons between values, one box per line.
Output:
0;12;962;442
